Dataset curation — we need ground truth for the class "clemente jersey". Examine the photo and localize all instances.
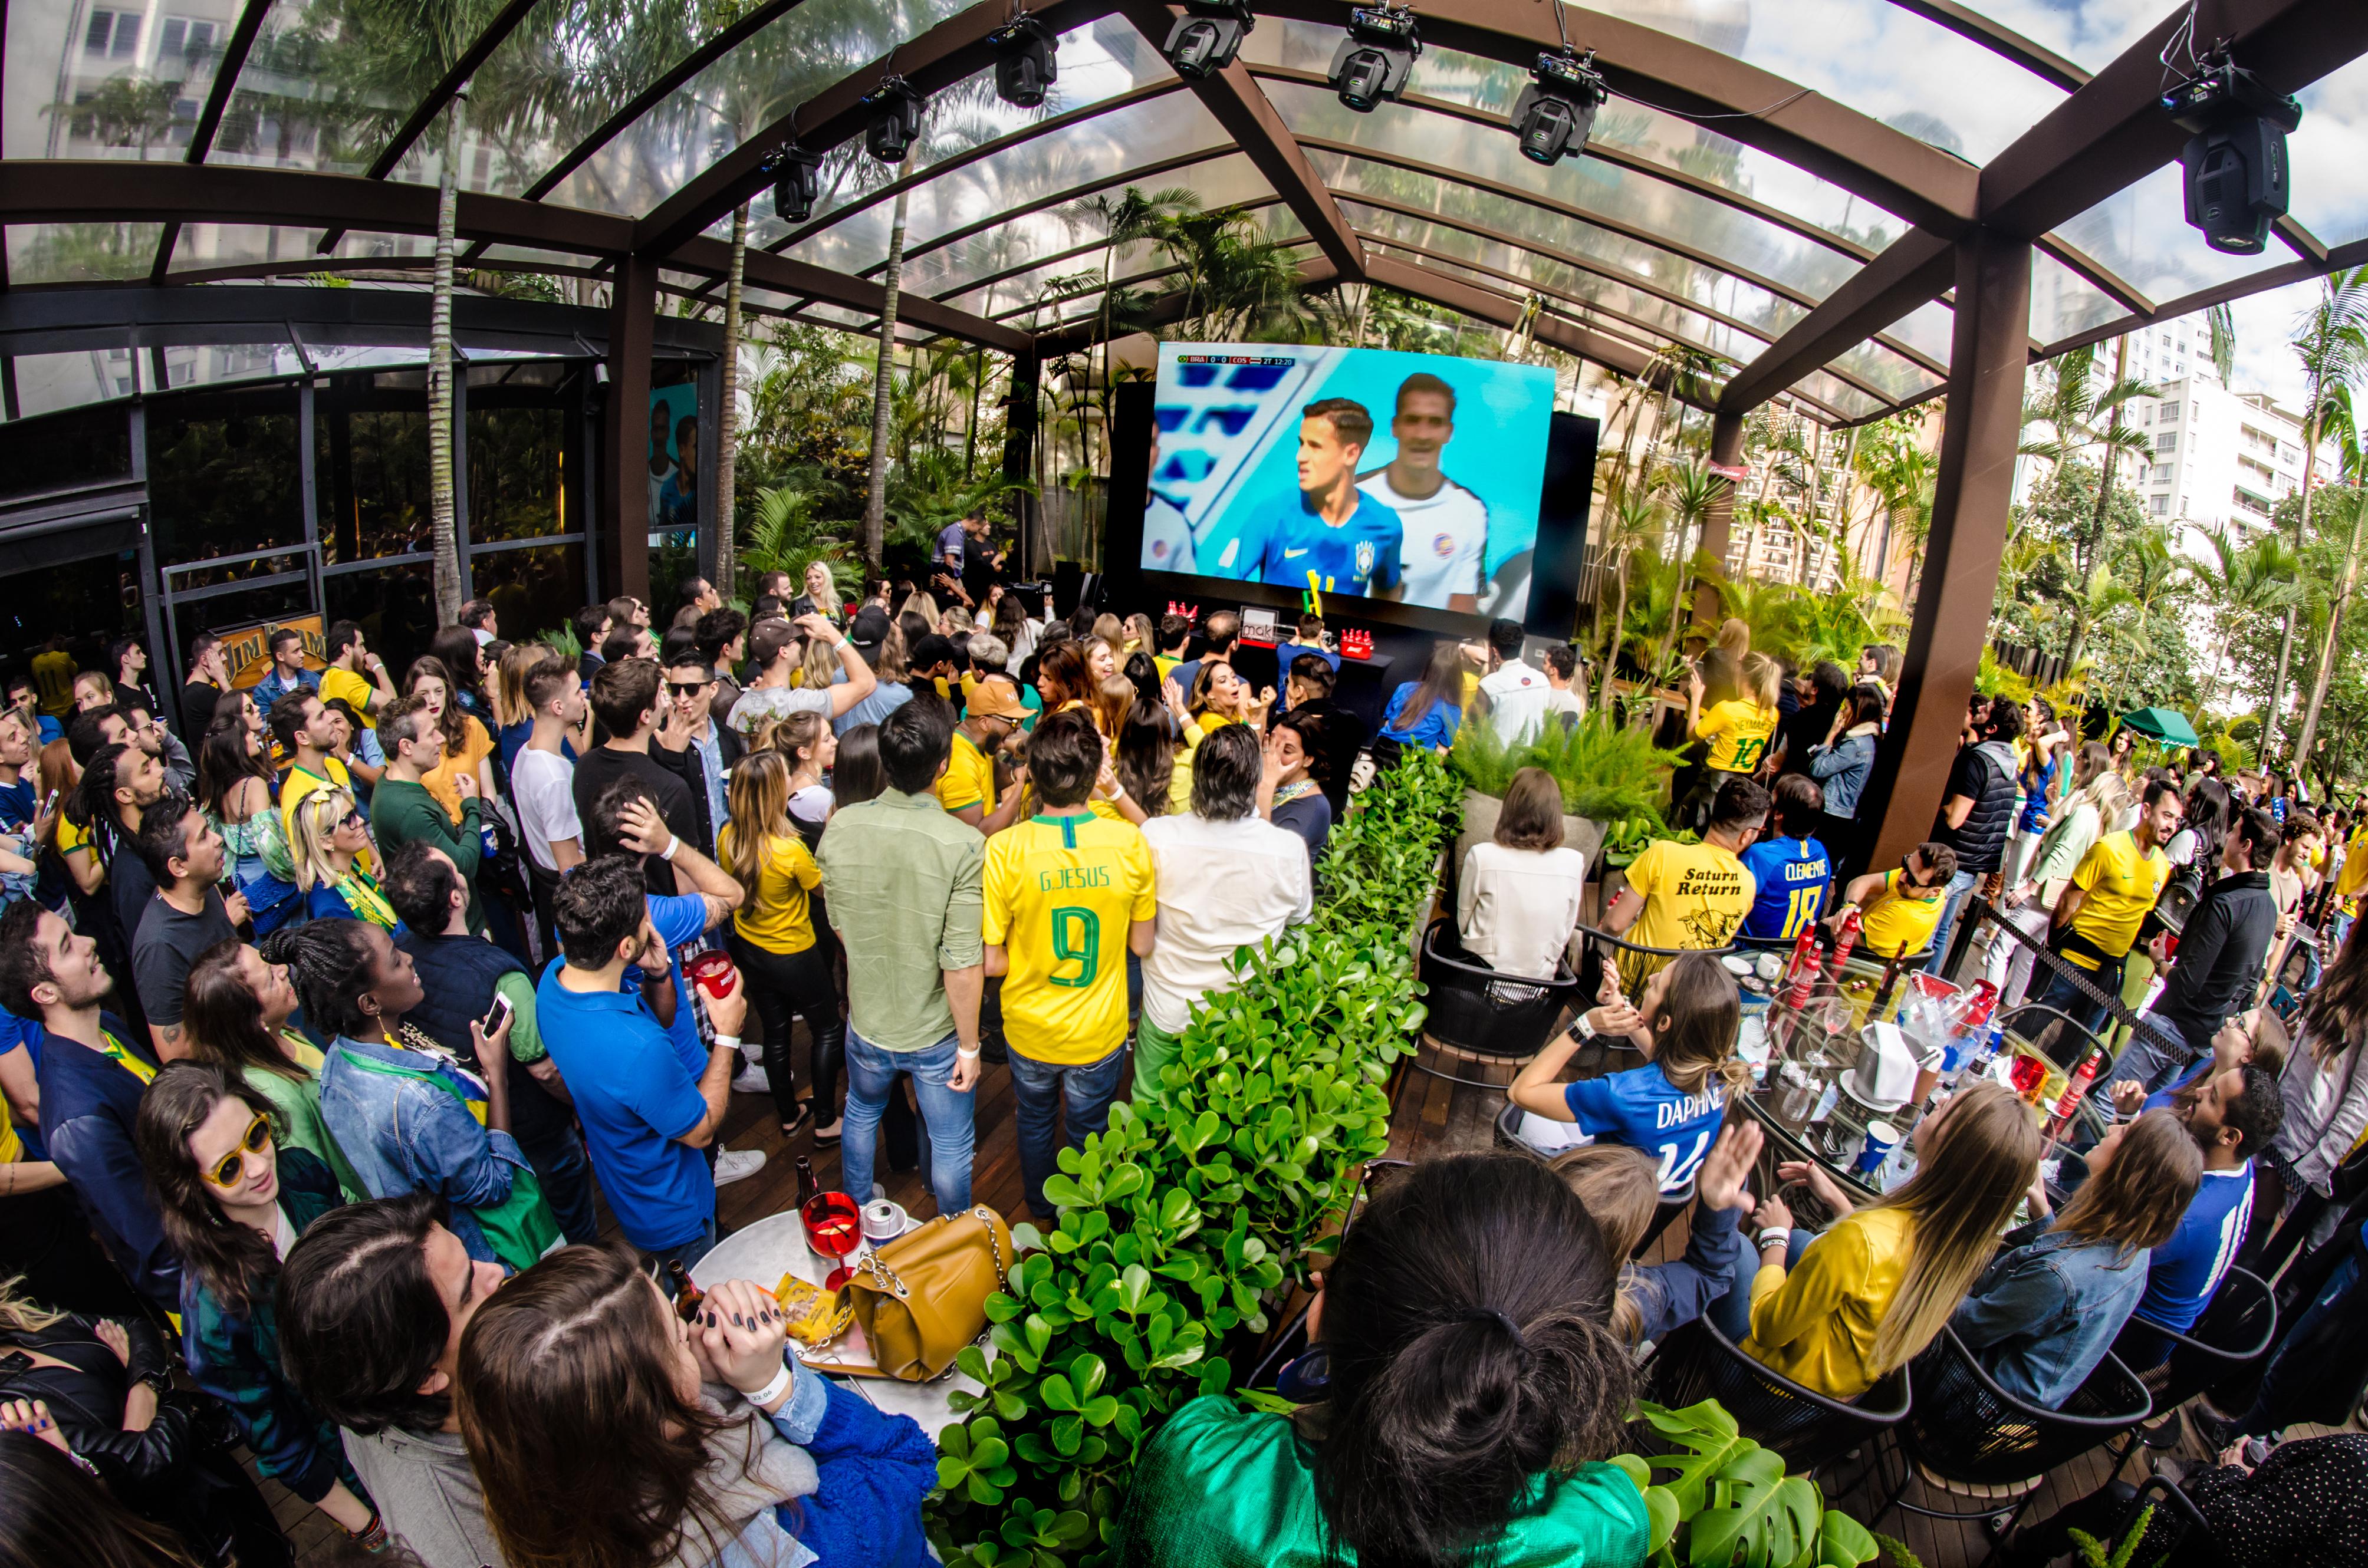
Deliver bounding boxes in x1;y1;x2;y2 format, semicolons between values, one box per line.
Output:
1359;469;1488;609
1249;489;1404;597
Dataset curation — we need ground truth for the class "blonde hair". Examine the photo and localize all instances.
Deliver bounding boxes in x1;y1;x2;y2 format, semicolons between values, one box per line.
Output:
1092;674;1134;742
1124;612;1156;653
871;624;911;684
765;710;830;773
798;634;838;691
1717;617;1749;662
941;607;975;638
0;1275;65;1336
490;640;548;730
721;749;792;893
290;787;359;892
1862;1081;2040;1373
897;590;940;627
1647;951;1745;1098
1091;612;1124;650
1549;1146;1657;1345
1741;651;1781;710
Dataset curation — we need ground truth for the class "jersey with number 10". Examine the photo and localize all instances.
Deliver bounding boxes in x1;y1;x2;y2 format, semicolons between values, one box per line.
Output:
981;813;1158;1063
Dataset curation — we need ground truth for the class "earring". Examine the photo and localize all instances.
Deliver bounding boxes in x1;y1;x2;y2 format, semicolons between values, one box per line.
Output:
1274;1344;1331;1403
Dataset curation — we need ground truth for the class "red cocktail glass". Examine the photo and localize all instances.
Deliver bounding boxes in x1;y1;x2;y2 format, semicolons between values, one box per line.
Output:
801;1190;864;1290
685;950;738;1002
2008;1052;2047;1102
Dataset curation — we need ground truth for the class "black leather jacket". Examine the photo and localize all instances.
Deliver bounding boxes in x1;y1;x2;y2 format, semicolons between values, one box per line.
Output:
0;1312;199;1488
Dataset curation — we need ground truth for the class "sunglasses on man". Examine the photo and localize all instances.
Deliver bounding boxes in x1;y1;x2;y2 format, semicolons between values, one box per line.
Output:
667;680;711;698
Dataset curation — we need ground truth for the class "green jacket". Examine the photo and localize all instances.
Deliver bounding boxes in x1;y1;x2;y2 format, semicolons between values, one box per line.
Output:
369;779;484;933
1114;1395;1649;1567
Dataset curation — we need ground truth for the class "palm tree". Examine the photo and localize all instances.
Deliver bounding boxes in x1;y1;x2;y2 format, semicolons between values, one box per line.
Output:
2293;281;2368;762
2191;529;2302;713
427;87;467;625
861;185;910;571
1646;460;1732;686
1593;489;1663;710
2064;338;2160;670
2268;266;2368;762
713;203;749;599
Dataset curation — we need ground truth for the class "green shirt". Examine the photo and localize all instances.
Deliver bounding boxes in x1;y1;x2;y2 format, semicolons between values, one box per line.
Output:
815;787;984;1053
242;1038;367;1203
1116;1395;1650;1567
368;779;485;934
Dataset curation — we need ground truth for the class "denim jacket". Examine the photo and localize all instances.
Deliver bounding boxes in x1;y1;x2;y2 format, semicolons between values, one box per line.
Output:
251;665;321;710
317;1032;527;1266
1950;1224;2149;1408
1807;726;1880;819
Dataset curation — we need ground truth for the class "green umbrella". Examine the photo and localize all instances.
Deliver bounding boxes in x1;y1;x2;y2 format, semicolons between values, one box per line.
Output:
2119;706;2201;749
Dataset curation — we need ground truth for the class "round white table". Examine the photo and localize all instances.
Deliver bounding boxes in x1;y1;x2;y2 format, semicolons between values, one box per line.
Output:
695;1210;989;1442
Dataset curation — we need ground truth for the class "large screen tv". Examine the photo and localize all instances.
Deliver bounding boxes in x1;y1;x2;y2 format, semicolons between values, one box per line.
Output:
1140;342;1558;618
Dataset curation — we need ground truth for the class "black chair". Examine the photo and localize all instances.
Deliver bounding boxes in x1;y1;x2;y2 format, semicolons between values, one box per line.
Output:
2102;1267;2278;1478
1414;919;1581;1087
1641;1314;1910;1475
1873;1326;2151;1554
1491;1103;1696;1261
1995;1002;2107;1073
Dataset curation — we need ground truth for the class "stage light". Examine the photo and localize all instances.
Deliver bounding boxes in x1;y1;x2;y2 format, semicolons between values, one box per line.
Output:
990;14;1058;107
1328;6;1418;113
1163;0;1253;79
863;75;927;166
1511;49;1605;166
2160;57;2303;255
769;143;823;224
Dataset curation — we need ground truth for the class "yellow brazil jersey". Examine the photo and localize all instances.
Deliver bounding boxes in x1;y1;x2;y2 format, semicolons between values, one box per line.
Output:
281;757;352;842
2066;829;2169;960
1153;654;1180;683
1859;869;1946;960
717;825;822;954
981;811;1157;1063
936;731;998;817
1622;837;1755;989
320;665;376;720
1696;699;1779;775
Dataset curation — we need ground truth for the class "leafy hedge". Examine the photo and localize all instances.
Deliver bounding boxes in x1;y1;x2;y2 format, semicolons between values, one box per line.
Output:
927;750;1465;1566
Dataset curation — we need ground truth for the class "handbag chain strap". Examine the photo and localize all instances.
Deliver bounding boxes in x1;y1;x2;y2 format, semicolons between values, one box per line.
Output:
855;1206;1009;1303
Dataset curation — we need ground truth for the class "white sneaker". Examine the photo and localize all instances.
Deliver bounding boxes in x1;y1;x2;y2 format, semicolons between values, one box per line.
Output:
732;1062;771;1094
713;1148;767;1187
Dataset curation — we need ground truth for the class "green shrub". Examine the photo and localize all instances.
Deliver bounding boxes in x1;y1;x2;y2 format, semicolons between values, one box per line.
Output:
1619;1400;1880;1568
925;750;1464;1566
1449;710;1683;826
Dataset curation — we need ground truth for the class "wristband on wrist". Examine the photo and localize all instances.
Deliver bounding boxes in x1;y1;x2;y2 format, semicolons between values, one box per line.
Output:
957;1045;982;1059
1757;1227;1790;1253
741;1358;794;1408
1570;1010;1598;1042
713;1035;742;1053
661;834;680;861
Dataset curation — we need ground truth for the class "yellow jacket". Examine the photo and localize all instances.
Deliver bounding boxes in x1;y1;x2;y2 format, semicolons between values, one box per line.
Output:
1741;1206;1916;1400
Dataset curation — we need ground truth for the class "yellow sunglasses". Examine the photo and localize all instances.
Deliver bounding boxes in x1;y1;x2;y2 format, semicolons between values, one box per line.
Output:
201;1113;273;1190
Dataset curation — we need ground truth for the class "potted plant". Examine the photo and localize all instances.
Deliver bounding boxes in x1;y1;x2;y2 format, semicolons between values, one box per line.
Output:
1448;712;1682;882
1620;1399;1880;1568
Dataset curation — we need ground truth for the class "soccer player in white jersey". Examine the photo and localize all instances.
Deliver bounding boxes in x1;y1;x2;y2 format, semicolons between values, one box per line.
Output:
1138;430;1198;574
1358;373;1488;612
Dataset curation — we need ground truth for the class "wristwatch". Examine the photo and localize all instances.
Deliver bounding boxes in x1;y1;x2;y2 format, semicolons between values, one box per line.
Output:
1568;1010;1599;1042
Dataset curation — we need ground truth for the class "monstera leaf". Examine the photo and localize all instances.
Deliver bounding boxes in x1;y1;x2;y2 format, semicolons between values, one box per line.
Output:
1626;1402;1882;1568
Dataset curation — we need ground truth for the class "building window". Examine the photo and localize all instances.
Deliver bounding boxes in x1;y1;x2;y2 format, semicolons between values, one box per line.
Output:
2235;486;2272;518
2152;494;2170;515
2155;463;2174;485
157;18;220;61
2160;402;2180;421
2155;432;2178;453
84;9;143;56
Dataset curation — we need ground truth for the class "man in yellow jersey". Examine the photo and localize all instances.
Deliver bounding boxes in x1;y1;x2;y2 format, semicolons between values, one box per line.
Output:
2037;778;2181;1033
981;710;1156;1221
1832;841;1958;961
319;620;397;723
1152;614;1190;684
1604;775;1767;989
272;691;370;872
938;673;1030;834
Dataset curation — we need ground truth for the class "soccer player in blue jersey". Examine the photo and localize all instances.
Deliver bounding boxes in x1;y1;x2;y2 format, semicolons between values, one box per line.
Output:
2127;1062;2281;1349
1248;398;1405;598
1739;775;1831;942
1506;950;1743;1192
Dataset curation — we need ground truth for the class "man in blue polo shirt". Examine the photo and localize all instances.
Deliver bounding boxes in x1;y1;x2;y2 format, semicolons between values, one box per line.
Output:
538;855;748;1279
1247;398;1404;598
2128;1061;2282;1353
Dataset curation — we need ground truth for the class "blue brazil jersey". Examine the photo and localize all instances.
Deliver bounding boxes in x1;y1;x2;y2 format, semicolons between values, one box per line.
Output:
1564;1064;1728;1193
1250;490;1405;595
2135;1161;2254;1333
1739;835;1831;941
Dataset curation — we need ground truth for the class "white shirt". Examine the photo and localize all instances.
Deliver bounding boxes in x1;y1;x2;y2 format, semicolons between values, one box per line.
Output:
271;1204;297;1260
1457;841;1588;981
512;746;582;873
1138;812;1314;1034
1360;470;1487;610
1141;495;1197;575
1477;659;1551;744
1541;687;1586;728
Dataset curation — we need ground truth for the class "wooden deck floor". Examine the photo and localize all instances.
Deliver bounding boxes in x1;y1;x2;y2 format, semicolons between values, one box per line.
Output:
264;1015;2340;1567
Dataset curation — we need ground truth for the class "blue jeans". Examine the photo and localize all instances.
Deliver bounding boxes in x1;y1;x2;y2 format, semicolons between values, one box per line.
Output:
2234;1250;2362;1436
1008;1042;1127;1217
518;1124;600;1246
647;1218;719;1292
2034;947;2124;1037
1922;870;1981;977
841;1026;975;1218
1708;1227;1813;1342
2094;1015;2205;1111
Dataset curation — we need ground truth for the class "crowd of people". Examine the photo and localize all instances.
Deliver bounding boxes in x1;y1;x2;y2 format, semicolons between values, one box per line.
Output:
1;539;2364;1568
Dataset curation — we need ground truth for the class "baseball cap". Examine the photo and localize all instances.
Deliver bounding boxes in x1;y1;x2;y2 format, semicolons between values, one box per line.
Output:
966;675;1030;722
848;605;893;659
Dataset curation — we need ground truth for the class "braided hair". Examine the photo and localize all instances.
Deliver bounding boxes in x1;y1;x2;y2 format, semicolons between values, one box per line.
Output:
258;920;384;1040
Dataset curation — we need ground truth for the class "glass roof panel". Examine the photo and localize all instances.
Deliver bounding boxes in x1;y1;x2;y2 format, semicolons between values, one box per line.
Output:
204;0;440;176
785;94;1241;278
2288;52;2368;249
168;225;330;275
547;0;975;217
942;210;1310;321
1825;334;1944;404
2053;162;2291;312
2030;248;2123;347
1797;368;1883;423
7;222;166;283
1317;153;1810;340
1938;2;2160;76
742;18;1178;249
1887;298;1956;369
1238;19;1909;245
1264;80;1860;302
13;348;138;417
893;154;1281;299
4;0;237;160
158;342;305;391
1610;0;2064;162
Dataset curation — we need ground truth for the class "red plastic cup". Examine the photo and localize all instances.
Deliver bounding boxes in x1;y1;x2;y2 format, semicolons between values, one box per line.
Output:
685;950;738;1002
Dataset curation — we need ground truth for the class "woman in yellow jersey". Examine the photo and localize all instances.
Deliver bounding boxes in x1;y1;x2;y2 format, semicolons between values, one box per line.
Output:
1035;643;1094;719
1123;612;1156;658
717;750;838;1141
1170;660;1264;815
1083;634;1120;687
1091;672;1136;745
1692;650;1781;778
1736;1081;2038;1399
401;658;498;826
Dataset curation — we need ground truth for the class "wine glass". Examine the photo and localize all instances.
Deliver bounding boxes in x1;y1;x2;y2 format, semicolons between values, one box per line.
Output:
801;1190;864;1291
